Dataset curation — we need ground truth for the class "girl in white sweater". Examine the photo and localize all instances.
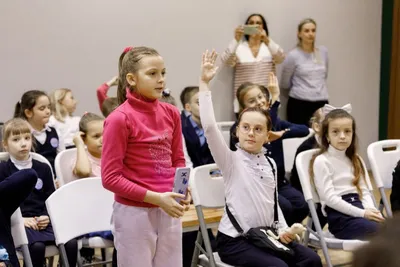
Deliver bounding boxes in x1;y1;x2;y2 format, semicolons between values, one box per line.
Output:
310;106;384;240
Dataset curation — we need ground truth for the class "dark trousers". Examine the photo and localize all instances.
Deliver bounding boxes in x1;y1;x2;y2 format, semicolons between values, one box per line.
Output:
216;231;322;267
326;193;379;240
278;183;309;226
287;97;328;126
0;169;37;267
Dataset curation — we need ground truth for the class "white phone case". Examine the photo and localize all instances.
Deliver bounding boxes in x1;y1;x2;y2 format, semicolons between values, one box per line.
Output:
173;167;191;202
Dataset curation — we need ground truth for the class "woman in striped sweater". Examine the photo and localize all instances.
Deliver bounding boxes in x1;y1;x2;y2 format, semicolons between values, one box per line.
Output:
221;13;285;117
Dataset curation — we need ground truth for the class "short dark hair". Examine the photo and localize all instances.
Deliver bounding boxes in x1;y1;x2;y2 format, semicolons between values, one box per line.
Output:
179;86;199;107
101;97;118;117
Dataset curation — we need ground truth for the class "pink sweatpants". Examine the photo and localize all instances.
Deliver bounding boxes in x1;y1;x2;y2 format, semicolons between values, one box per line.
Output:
111;202;182;267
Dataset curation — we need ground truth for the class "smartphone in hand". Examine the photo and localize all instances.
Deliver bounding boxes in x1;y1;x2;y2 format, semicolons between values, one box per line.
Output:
173;167;191;202
243;25;259;35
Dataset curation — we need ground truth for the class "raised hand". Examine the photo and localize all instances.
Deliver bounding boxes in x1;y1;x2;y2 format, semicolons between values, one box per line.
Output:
201;50;219;84
107;76;119;87
73;131;85;147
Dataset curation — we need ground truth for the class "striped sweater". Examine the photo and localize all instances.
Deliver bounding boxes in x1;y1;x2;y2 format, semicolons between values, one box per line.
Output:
221;39;284;112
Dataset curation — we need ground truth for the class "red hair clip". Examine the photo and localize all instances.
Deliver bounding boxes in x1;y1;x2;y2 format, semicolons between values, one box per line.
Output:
123;46;134;53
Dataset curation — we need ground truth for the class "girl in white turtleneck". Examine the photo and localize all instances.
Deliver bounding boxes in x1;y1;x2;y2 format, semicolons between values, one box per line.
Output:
310;106;384;240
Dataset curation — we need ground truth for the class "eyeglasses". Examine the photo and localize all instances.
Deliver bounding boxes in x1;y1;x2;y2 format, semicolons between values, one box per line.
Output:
237;124;266;135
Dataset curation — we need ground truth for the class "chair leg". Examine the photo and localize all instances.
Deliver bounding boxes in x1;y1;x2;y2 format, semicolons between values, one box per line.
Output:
77;249;83;267
48;256;54;267
59;244;70;267
196;206;216;267
101;248;106;267
379;188;393;218
307;200;333;267
303;216;313;246
21;244;33;267
190;229;203;267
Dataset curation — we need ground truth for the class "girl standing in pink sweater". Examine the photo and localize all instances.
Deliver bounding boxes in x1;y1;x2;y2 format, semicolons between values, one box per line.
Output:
101;46;191;267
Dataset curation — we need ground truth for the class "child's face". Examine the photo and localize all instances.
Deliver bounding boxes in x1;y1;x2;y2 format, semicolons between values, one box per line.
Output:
243;87;269;110
236;111;269;154
25;96;51;128
61;91;77;114
127;55;166;100
326;118;353;151
4;132;32;161
84;120;104;158
186;92;200;119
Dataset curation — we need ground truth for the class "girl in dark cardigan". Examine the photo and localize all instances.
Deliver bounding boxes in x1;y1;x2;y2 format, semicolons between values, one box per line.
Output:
0;118;77;267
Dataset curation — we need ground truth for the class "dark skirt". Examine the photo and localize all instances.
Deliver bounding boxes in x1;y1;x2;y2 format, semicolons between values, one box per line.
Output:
25;224;55;244
326;193;379;240
84;231;113;241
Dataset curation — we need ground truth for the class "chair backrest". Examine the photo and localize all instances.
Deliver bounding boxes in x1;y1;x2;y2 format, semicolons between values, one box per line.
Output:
296;149;320;202
10;208;29;248
54;148;77;186
368;139;400;189
217;121;235;146
190;163;225;208
282;130;314;175
45;177;114;245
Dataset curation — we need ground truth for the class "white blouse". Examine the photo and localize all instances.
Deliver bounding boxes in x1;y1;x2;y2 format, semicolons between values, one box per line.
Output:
199;91;287;238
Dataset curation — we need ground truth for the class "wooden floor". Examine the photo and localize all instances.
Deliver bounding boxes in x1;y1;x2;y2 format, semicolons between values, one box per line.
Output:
39;176;391;267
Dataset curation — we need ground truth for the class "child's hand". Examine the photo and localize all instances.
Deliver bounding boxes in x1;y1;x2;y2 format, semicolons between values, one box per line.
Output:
107;76;119;87
267;73;280;100
73;132;85;146
157;192;185;218
24;217;39;230
37;215;50;230
364;209;385;223
279;231;295;244
201;50;219;84
268;129;289;142
0;262;6;267
180;188;192;212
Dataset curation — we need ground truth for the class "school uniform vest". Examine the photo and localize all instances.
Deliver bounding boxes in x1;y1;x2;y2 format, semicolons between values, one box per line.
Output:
33;127;59;173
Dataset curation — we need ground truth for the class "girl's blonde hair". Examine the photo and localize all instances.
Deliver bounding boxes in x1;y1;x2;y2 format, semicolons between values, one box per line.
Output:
50;88;72;122
297;18;322;64
2;118;31;145
309;108;324;131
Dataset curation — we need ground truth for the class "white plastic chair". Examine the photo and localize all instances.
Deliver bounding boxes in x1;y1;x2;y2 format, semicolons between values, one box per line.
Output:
54;148;77;186
189;163;234;267
217;121;235;146
367;139;400;218
11;208;33;267
282;129;314;177
0;152;60;266
296;149;371;267
45;177;114;267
